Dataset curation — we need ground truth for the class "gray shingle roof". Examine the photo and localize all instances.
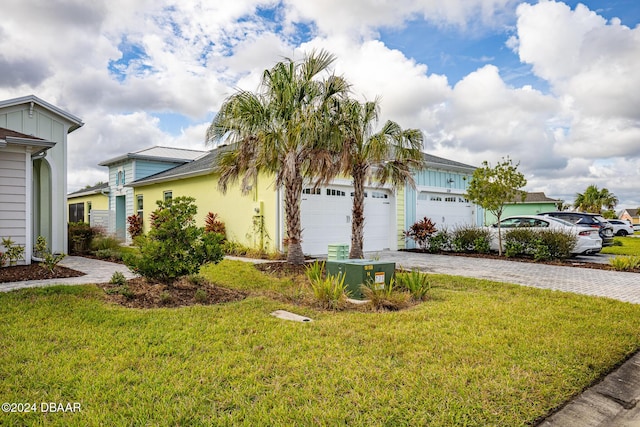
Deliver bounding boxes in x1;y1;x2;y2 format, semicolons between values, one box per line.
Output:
99;146;207;166
422;153;477;171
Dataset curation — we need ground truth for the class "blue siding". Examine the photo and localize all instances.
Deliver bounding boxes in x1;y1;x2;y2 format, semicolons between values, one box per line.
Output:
134;160;184;181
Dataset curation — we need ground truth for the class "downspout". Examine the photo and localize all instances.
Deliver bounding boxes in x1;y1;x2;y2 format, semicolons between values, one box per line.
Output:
276;186;282;253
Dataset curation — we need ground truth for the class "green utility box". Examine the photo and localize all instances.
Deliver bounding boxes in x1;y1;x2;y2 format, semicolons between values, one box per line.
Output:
326;259;396;299
327;244;349;261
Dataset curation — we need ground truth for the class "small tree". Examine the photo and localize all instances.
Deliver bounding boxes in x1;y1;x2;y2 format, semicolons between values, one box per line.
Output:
466;157;527;256
123;197;224;284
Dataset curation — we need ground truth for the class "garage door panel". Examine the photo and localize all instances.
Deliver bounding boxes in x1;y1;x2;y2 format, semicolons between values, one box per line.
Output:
301;186;392;254
416;192;473;230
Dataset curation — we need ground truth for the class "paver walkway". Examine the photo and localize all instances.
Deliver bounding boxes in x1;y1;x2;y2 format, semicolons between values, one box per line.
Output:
367;251;640;304
0;256;135;293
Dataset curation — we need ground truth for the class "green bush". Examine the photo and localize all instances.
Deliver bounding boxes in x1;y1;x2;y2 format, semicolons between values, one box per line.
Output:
609;256;640;271
361;278;411;311
428;229;451;253
91;235;121;251
451;226;491;253
109;271;127;286
68;222;96;254
123;197;224;284
306;266;349;310
396;269;431;301
94;249;123;262
504;228;575;260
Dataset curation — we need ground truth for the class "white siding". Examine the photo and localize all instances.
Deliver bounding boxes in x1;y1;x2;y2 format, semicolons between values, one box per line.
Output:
0;150;27;247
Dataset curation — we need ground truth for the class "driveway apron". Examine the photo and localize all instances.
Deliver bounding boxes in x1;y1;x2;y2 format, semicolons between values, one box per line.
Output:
368;251;640;304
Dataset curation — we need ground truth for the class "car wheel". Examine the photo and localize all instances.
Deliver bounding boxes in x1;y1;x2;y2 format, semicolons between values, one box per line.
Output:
617;230;628;236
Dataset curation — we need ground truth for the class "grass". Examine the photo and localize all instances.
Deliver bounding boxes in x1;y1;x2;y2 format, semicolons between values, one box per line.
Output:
601;236;640;256
2;260;640;426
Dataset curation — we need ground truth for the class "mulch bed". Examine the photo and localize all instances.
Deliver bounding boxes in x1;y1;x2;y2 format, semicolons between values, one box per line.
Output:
0;263;85;283
100;277;248;309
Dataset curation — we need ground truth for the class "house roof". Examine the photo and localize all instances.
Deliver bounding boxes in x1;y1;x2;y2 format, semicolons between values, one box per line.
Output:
127;147;231;187
422;153;476;172
0;126;56;155
0;95;84;132
99;146;207;166
67;182;109;198
622;208;639;217
514;191;561;204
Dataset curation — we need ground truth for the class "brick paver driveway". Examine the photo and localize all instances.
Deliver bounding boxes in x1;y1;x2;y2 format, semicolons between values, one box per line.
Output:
367;251;640;304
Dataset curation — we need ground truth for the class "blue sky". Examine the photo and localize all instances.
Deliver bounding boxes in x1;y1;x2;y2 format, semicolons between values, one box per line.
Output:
1;0;639;207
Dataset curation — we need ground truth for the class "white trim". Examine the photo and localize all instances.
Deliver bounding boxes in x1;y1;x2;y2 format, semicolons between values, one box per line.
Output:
25;151;32;265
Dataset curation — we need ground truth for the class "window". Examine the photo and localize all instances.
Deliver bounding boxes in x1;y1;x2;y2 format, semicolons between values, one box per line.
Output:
303;188;321;195
69;203;85;223
87;201;92;222
163;191;172;202
430;196;442;202
116;170;125;186
326;188;345;196
371;191;388;199
444;197;456;202
137;195;144;216
458;197;469;203
350;192;368;197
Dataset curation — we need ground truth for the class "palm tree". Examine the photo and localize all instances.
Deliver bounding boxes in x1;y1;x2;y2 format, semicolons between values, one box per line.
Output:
334;98;424;259
574;185;618;213
206;50;349;265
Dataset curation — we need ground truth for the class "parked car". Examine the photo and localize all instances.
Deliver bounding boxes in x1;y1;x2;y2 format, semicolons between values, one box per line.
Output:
489;215;602;255
634;224;640;232
607;219;635;236
539;212;614;246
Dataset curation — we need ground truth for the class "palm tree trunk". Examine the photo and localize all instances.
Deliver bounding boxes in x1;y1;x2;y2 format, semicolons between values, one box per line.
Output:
349;165;366;259
283;170;305;265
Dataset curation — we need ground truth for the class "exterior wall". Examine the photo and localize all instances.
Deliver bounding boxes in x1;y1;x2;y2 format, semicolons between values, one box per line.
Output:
484;202;558;225
405;169;475;231
396;186;405;249
132;173;279;251
67;193;109;223
620;211;640;225
134;175;277;251
134;160;184;180
0;105;69;257
0;149;27;259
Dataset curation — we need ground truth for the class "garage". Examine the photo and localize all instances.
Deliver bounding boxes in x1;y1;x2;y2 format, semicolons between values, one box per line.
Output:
416;191;474;229
300;185;393;255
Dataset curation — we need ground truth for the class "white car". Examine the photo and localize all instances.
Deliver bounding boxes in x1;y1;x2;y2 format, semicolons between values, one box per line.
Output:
489;215;603;255
607;219;635;236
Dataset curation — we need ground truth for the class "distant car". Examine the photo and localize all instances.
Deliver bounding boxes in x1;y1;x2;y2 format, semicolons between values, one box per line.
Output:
489;215;602;255
607;219;635;236
539;212;615;246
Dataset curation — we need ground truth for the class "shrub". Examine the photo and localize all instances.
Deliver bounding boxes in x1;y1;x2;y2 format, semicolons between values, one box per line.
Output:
194;289;208;303
123;197;224;284
68;222;95;254
451;226;491;253
204;212;226;238
2;237;25;265
396;269;431;301
94;249;122;262
361;278;411;311
33;235;65;273
609;256;640;271
305;261;325;284
404;217;437;250
109;271;127;286
91;235;121;251
306;268;349;310
127;214;143;239
504;228;576;260
428;229;451;253
160;291;173;304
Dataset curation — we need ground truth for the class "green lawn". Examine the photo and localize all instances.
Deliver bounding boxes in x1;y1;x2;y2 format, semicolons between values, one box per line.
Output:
602;236;640;256
2;260;640;426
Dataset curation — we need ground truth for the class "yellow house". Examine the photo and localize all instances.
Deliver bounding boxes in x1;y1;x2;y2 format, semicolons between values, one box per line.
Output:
127;148;405;255
67;183;109;224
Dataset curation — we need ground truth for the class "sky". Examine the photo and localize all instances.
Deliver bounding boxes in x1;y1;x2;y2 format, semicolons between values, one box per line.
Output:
1;0;639;209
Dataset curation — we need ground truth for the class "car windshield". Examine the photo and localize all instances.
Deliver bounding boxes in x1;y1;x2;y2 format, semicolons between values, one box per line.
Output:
594;216;608;223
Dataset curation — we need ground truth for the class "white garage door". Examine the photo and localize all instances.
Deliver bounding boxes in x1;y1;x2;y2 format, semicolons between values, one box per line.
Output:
300;186;393;255
416;192;474;229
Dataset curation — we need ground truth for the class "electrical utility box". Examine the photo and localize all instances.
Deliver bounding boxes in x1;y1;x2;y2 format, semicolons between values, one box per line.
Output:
326;259;396;299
